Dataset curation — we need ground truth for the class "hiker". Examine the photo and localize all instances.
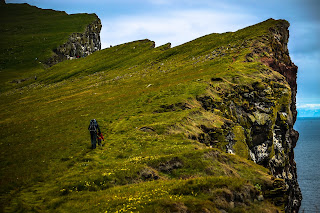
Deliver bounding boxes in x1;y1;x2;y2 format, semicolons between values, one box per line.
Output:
88;119;101;149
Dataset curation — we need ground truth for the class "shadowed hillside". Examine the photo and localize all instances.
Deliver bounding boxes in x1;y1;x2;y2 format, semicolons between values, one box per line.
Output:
0;4;300;213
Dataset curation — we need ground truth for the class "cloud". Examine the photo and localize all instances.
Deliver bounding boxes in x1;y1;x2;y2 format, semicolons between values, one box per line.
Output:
100;9;259;48
297;104;320;109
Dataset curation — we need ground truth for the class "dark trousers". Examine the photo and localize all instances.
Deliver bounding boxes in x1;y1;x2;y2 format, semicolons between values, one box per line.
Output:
90;132;97;149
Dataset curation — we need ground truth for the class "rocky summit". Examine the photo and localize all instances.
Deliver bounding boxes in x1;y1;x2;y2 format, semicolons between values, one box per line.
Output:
0;4;301;213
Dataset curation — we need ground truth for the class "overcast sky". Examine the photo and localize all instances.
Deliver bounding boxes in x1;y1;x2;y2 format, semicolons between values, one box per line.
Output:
6;0;320;116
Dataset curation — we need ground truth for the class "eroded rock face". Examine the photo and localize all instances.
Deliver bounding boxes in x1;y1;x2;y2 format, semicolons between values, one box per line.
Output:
46;16;102;66
235;21;301;212
189;20;301;212
260;21;301;213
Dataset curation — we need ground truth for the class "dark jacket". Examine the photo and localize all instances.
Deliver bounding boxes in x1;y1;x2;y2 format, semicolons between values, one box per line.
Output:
88;119;101;134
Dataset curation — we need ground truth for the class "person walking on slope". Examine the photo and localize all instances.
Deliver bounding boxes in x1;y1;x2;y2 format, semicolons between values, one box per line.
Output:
88;119;101;149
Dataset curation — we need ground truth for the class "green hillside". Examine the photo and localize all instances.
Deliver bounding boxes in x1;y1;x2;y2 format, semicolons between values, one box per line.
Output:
0;3;97;91
0;4;299;212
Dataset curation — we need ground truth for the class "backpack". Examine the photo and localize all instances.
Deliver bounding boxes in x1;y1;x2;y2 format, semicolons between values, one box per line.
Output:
89;119;97;132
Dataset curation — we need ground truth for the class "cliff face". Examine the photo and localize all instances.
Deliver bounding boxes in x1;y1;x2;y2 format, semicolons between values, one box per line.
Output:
46;16;102;66
260;22;301;212
188;20;301;212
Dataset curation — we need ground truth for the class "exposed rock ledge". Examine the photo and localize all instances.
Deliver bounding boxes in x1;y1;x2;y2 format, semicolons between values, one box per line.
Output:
46;15;102;66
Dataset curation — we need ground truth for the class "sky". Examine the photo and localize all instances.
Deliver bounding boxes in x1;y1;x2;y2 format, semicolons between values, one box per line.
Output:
6;0;320;117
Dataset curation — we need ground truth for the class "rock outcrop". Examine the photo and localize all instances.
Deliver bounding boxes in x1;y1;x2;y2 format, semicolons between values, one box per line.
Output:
250;21;301;212
46;15;101;66
187;19;301;212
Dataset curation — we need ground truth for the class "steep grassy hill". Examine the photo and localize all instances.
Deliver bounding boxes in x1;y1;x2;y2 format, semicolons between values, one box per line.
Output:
0;4;300;213
0;3;98;91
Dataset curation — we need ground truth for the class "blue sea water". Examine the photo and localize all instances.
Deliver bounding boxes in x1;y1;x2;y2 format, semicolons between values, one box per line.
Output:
294;117;320;212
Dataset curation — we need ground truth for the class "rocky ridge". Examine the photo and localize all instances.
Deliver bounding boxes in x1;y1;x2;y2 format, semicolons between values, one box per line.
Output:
46;15;101;66
182;20;301;212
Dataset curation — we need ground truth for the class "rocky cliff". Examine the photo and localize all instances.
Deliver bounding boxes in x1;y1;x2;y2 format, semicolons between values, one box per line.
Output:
46;15;102;66
259;21;301;212
186;19;301;212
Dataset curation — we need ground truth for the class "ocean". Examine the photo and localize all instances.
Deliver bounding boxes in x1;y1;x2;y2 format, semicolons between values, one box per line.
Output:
294;117;320;212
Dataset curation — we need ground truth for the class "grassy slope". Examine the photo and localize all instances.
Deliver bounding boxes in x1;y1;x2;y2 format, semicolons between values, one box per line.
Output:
0;6;289;212
0;3;97;91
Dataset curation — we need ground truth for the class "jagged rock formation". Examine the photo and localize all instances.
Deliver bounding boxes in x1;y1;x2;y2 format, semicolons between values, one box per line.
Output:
258;21;301;212
46;16;102;66
186;20;301;212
